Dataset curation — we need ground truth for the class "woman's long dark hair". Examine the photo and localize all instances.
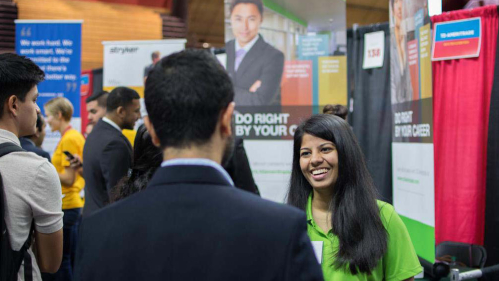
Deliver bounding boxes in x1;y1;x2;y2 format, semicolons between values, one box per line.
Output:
111;124;163;202
287;114;387;275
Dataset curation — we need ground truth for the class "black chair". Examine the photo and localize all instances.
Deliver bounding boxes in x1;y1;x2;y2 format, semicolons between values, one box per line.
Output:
436;241;487;268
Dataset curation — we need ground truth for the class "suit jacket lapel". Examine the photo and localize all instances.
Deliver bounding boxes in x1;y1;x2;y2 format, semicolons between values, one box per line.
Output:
97;120;133;156
236;35;265;78
119;133;133;154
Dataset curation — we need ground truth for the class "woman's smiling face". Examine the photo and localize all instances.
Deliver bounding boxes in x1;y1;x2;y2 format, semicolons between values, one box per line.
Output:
299;133;339;191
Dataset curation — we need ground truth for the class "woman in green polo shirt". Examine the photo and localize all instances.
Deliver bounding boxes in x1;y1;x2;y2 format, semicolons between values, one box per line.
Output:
287;114;422;281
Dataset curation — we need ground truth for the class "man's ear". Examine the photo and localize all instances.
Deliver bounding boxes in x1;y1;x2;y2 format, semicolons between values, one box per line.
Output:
7;95;18;117
220;102;235;138
144;116;161;148
116;106;125;118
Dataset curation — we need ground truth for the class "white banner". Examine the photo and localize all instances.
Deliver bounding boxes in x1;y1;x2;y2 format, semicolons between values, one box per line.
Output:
102;39;186;95
363;31;385;69
392;142;435;227
244;140;293;202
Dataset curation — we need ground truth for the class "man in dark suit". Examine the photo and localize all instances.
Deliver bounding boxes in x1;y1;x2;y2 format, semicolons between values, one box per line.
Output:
82;87;140;217
226;0;285;107
20;112;51;162
223;137;260;195
74;50;323;281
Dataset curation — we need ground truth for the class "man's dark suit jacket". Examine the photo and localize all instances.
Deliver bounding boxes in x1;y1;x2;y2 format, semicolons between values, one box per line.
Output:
82;119;132;217
226;35;285;107
74;164;323;281
224;137;259;195
19;137;51;162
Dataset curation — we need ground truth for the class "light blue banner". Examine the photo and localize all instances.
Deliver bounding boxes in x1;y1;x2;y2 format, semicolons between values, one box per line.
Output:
434;17;481;42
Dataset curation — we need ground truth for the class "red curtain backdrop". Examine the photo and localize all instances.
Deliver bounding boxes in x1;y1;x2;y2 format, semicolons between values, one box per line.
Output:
432;6;498;245
80;70;93;136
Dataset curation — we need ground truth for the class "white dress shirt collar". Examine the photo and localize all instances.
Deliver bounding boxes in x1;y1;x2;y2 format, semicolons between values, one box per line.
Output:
102;117;121;132
161;158;234;186
235;34;260;54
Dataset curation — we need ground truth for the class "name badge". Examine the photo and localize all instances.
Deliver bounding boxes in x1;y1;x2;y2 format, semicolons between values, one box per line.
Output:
311;241;323;264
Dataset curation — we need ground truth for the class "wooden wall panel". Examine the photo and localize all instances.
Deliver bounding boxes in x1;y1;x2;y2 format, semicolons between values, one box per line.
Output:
15;0;164;70
188;0;224;48
75;0;171;10
346;2;389;28
0;1;17;53
185;0;389;47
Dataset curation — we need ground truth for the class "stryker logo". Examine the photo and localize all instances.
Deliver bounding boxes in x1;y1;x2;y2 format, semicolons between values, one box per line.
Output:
110;47;139;54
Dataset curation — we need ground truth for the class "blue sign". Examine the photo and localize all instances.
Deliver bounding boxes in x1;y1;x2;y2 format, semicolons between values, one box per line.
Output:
298;34;330;109
432;17;481;60
298;34;329;58
15;20;82;117
434;17;481;42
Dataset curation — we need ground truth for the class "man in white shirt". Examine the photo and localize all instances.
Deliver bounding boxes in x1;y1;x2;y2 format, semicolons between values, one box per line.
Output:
0;53;63;280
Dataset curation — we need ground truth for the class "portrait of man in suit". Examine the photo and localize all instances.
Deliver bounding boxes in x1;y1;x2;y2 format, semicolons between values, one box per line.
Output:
226;0;285;107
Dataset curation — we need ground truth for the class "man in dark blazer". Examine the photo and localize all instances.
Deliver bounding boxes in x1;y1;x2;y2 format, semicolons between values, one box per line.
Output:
226;0;285;107
82;87;140;217
20;112;51;162
223;137;260;195
74;50;323;281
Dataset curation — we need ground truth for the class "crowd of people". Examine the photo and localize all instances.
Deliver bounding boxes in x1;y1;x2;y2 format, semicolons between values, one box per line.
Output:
0;49;421;281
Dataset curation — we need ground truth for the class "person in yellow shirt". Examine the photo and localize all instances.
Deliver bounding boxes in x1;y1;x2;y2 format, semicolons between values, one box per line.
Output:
45;97;85;280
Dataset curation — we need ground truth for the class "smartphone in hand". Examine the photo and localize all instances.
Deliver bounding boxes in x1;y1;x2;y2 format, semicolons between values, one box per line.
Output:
63;151;75;160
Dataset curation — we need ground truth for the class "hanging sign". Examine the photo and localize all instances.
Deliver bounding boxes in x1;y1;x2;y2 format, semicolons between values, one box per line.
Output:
390;0;435;263
102;39;186;97
432;17;481;61
363;30;385;69
15;20;82;155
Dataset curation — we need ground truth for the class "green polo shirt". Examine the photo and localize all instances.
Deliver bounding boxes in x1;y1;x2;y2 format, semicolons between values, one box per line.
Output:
306;195;422;281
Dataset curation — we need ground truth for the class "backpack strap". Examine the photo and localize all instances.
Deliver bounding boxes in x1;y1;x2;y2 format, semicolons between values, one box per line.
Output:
0;143;33;281
21;222;34;281
0;142;25;222
0;142;24;158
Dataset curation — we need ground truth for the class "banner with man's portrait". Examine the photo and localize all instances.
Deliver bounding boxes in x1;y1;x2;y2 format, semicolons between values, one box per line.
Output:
223;0;347;202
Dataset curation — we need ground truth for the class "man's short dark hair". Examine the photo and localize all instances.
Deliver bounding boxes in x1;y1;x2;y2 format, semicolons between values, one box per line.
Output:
86;91;109;107
145;49;234;148
230;0;263;16
0;53;45;118
106;87;140;112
